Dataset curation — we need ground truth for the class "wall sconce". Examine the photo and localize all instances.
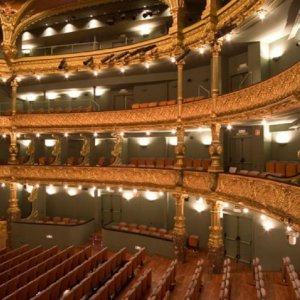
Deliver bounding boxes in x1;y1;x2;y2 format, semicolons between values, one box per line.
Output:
144;190;159;201
194;197;207;213
274;131;292;144
18;139;31;147
168;136;177;146
45;139;56;147
122;190;134;201
138;137;151;147
67;90;81;99
95;138;101;146
46;184;57;195
66;187;78;197
201;135;212;146
271;47;284;61
288;231;299;245
260;215;275;232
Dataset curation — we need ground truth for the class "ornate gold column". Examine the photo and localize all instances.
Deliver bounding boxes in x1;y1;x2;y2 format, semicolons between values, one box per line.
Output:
173;192;187;262
208;123;223;173
203;0;221;19
0;7;17;62
6;181;21;248
211;42;221;116
208;200;224;273
7;182;21;221
11;79;18;116
175;60;186;169
111;132;123;166
8;128;18;165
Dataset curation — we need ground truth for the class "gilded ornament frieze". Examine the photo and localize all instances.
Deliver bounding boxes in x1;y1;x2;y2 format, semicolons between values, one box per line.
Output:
0;166;178;191
217;174;300;230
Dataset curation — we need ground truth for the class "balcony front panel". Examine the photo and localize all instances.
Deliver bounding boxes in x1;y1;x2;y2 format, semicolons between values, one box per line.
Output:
217;173;300;231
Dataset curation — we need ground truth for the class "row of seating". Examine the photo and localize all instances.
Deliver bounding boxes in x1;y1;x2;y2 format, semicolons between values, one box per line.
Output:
122;268;152;300
3;246;92;300
35;216;85;225
282;257;300;299
0;244;29;264
20;106;94;114
148;260;177;300
131;100;176;109
59;248;126;300
252;258;266;300
0;246;58;284
219;258;231;300
0;245;43;274
0;247;7;256
89;247;146;300
266;161;300;177
111;222;173;241
128;158;211;171
184;259;204;299
131;96;205;110
0;246;61;296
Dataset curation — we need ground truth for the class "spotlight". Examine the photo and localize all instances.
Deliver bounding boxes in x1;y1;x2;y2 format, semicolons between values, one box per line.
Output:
296;41;300;47
114;51;129;61
101;54;115;64
214;23;236;40
142;11;153;18
58;58;67;70
141;44;156;53
175;48;190;63
83;56;94;66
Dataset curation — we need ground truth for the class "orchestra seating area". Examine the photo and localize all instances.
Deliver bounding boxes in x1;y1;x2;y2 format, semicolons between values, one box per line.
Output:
0;243;298;299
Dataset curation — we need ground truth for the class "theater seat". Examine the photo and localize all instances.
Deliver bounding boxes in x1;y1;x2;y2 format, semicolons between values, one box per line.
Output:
286;162;297;177
275;161;286;176
188;235;199;250
265;161;276;173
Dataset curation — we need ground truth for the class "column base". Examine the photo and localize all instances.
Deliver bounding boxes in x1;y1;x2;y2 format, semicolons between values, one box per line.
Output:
208;245;224;273
173;234;187;263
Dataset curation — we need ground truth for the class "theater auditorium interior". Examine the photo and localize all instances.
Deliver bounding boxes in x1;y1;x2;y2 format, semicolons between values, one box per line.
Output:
0;0;299;299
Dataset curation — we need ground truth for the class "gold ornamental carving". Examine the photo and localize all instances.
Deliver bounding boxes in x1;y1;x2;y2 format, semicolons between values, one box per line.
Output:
111;132;123;166
24;187;39;221
50;135;62;166
24;138;35;165
208;200;224;274
208;123;223;173
172;191;188;263
7;182;21;222
8;129;18;165
79;135;91;166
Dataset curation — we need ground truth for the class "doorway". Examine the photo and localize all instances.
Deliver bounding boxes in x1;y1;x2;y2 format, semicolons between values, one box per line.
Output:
223;213;252;264
101;194;122;226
